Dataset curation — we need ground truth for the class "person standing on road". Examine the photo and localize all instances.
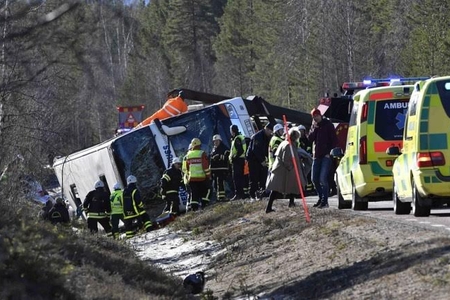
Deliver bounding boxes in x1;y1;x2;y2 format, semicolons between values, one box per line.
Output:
210;134;230;202
308;108;339;208
229;125;247;200
185;138;211;211
83;180;112;235
110;182;124;239
246;123;273;201
122;175;154;239
265;128;304;213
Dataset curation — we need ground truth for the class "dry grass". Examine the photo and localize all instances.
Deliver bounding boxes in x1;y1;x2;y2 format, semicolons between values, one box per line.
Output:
0;195;190;300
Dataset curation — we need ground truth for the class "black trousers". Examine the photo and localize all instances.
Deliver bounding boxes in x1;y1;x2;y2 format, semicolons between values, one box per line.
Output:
87;217;111;234
231;158;245;197
212;170;227;200
189;180;210;210
248;159;268;198
110;214;123;237
165;193;180;215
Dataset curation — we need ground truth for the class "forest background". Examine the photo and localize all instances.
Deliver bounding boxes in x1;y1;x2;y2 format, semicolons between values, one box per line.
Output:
0;0;449;194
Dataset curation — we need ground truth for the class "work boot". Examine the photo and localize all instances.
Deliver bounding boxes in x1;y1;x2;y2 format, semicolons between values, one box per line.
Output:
313;199;322;207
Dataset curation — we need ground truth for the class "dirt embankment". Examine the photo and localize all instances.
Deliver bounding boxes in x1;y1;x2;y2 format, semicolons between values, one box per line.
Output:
137;200;450;300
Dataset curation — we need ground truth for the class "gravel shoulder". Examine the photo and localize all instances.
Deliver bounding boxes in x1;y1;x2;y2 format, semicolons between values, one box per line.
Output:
133;199;450;300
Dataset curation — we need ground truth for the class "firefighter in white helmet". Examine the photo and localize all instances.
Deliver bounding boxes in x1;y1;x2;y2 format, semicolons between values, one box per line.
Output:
210;134;230;201
160;157;185;216
121;175;154;238
83;180;112;235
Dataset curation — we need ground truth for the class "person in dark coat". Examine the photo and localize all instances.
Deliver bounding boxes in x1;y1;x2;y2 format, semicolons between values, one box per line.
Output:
40;199;54;221
308;108;339;208
48;197;70;225
122;175;154;239
83;180;112;235
210;134;230;201
246;123;273;200
160;157;184;216
265;128;305;213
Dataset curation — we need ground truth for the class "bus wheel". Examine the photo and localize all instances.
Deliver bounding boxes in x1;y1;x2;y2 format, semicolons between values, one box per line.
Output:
393;182;411;215
412;180;430;217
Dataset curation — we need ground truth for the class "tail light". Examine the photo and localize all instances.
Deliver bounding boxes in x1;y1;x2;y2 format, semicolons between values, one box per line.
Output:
417;152;446;168
360;103;368;122
359;136;367;164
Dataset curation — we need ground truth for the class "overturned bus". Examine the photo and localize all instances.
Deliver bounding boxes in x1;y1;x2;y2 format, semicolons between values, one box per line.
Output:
53;90;313;213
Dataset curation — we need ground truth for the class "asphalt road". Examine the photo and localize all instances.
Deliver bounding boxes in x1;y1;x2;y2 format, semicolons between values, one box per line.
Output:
302;195;450;233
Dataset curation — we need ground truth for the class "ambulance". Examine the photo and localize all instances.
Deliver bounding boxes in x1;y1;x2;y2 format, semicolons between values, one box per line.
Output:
389;76;450;217
53;90;312;214
333;78;428;210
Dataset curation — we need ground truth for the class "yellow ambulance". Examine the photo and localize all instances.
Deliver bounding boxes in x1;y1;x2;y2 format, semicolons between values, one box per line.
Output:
389;76;450;217
335;81;419;210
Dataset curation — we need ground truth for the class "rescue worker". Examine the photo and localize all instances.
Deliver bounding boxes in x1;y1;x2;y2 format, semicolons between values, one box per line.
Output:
48;197;70;225
134;90;188;129
308;108;339;208
83;180;112;235
268;124;285;171
228;125;247;200
185;138;211;211
246;123;273;200
110;182;124;239
298;125;312;153
210;134;230;202
122;175;153;239
160;157;184;216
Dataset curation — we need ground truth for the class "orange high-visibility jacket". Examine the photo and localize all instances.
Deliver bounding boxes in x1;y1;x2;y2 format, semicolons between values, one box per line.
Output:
134;96;188;129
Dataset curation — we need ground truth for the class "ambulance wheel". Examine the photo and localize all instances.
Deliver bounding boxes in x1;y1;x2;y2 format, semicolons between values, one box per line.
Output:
352;181;368;211
393;182;411;215
336;176;351;209
412;180;430;217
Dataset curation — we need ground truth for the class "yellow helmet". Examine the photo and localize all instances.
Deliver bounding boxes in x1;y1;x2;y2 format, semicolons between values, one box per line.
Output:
191;138;201;147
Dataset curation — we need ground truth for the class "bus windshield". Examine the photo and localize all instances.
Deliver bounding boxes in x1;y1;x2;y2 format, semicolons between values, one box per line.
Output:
110;127;165;200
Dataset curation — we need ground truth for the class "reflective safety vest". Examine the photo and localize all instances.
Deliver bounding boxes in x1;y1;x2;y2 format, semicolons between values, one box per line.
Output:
230;134;246;161
134;96;188;128
110;190;123;215
121;189;144;219
268;135;284;170
186;149;207;181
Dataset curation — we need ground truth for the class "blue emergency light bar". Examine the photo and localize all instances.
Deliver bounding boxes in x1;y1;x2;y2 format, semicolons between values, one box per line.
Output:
342;76;430;90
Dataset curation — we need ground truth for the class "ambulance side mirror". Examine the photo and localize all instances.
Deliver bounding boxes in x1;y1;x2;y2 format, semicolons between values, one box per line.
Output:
330;147;344;158
386;146;401;156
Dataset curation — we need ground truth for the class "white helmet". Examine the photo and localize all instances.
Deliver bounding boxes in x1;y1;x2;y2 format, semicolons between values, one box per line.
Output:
172;157;181;165
212;134;222;141
94;180;104;189
113;182;121;190
273;123;284;133
127;175;137;184
298;124;306;131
